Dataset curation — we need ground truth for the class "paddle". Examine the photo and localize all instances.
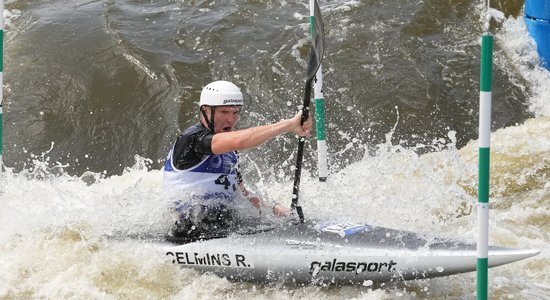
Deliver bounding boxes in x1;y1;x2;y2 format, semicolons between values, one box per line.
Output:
291;0;325;223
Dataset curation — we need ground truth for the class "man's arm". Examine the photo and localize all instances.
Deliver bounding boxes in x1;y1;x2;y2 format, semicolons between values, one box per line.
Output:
171;127;214;169
211;111;312;154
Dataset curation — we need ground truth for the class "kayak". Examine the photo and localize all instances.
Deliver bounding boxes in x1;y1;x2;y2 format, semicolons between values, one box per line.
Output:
162;220;539;284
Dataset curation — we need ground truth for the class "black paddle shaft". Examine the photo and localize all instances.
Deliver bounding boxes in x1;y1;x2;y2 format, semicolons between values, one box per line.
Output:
291;71;315;223
291;0;324;223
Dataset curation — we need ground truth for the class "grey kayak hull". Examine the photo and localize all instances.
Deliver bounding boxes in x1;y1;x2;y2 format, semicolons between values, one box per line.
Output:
163;221;539;284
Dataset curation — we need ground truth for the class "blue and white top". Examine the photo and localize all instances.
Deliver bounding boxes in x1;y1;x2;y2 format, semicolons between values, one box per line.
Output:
164;148;240;201
163;124;241;204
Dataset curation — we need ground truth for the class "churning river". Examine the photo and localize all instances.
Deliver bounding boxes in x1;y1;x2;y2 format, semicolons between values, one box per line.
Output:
1;0;548;299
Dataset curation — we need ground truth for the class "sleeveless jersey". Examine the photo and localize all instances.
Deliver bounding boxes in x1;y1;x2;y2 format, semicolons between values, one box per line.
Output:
163;126;240;203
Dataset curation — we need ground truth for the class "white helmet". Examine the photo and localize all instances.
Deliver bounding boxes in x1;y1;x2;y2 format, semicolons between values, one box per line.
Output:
199;81;244;107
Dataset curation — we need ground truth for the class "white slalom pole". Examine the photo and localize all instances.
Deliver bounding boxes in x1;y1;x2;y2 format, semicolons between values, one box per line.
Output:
310;0;328;182
477;33;492;300
477;1;493;297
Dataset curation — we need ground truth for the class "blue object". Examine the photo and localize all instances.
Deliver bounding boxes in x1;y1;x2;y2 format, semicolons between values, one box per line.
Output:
525;0;550;70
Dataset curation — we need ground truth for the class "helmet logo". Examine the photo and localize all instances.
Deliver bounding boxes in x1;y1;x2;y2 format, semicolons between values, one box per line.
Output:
223;99;244;105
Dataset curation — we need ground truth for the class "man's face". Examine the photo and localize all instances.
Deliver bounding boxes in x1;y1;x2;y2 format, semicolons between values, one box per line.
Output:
203;105;241;133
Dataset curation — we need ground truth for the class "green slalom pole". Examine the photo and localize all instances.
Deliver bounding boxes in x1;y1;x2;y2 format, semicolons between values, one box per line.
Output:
477;34;493;300
310;0;328;181
1;0;4;167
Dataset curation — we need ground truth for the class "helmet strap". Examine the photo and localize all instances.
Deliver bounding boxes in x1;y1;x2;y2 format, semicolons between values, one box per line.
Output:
200;106;216;133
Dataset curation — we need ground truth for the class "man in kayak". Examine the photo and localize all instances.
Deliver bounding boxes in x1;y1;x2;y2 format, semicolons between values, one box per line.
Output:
163;80;312;240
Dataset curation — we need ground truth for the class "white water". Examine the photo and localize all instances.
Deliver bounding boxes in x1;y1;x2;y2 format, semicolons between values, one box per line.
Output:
1;9;549;300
